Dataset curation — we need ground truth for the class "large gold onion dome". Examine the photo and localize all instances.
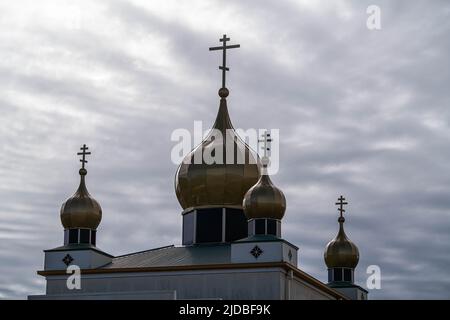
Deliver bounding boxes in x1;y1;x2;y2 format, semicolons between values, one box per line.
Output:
175;88;260;210
243;157;286;220
60;164;102;229
324;216;359;269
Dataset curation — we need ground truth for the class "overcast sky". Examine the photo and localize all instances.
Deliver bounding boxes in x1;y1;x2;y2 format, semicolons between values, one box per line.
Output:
1;0;449;299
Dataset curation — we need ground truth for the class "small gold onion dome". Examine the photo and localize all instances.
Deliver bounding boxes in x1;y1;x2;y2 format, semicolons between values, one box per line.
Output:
324;216;359;268
60;168;102;229
242;157;286;220
175;88;260;210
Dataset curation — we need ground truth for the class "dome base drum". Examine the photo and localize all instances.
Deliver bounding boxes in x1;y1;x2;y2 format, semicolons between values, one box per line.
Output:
182;207;248;245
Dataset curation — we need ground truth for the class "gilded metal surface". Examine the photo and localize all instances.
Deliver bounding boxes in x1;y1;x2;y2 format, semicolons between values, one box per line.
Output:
324;220;359;268
175;90;260;210
243;172;286;220
60;169;102;229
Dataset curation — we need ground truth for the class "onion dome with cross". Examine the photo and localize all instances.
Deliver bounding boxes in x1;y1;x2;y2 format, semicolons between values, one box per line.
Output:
175;34;260;211
243;131;286;221
60;145;102;246
324;196;359;270
175;35;260;245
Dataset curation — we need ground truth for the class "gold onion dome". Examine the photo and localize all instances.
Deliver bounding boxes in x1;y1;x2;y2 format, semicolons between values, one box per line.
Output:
243;157;286;220
60;147;102;229
175;88;260;210
324;216;359;269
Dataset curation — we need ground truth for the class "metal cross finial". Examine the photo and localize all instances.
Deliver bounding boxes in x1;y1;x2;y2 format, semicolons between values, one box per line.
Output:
258;130;273;158
335;195;348;219
77;144;91;169
209;34;240;89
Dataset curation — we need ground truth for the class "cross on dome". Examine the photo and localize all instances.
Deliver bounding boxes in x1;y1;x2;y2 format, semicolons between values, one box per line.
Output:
258;130;273;159
77;144;91;170
335;195;348;220
209;34;240;89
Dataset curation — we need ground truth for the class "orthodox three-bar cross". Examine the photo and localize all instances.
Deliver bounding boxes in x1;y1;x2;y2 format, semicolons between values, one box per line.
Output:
258;130;273;158
77;144;91;169
335;195;348;218
209;34;240;89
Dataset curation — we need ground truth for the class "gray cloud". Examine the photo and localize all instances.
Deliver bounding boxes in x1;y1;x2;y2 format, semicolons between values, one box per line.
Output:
0;0;449;299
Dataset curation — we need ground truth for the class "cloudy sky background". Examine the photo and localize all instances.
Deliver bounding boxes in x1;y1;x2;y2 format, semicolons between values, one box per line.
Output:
1;0;449;299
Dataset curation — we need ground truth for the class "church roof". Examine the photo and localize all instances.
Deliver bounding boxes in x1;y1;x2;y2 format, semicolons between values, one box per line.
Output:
105;244;231;269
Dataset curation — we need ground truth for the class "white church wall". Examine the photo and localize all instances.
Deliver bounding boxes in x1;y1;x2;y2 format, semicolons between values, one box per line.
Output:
41;268;287;300
37;267;338;300
279;271;338;300
29;290;176;300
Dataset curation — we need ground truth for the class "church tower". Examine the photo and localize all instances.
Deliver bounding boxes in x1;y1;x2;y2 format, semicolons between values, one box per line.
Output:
230;131;298;267
324;196;368;300
243;132;286;238
60;144;101;246
175;35;260;245
42;145;112;271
